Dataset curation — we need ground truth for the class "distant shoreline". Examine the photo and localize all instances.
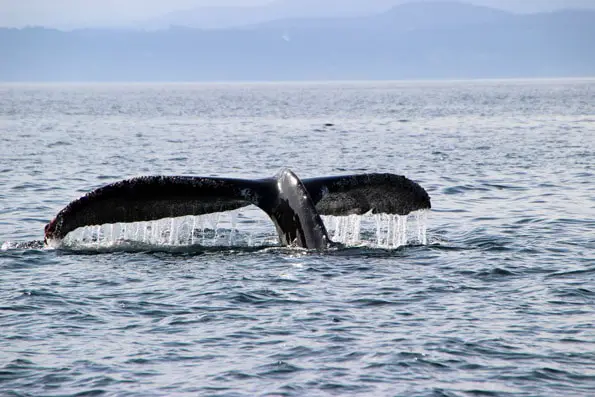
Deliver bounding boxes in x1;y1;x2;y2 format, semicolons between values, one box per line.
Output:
1;77;594;86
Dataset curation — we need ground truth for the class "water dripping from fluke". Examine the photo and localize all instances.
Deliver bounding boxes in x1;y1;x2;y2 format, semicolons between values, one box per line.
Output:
41;209;430;253
40;169;432;253
323;209;429;249
51;210;278;252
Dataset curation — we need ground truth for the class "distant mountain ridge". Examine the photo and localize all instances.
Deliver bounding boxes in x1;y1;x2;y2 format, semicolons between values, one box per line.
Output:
246;1;513;31
1;2;594;81
2;0;595;29
141;0;406;30
144;0;595;30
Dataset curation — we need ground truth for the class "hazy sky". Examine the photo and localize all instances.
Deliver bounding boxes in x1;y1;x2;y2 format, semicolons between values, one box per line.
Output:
0;0;589;28
0;0;270;27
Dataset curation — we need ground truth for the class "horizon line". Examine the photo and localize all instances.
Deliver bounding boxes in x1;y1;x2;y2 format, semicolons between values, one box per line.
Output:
1;77;594;85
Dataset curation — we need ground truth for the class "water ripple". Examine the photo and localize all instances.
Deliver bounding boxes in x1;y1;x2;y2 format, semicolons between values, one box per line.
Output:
1;80;594;396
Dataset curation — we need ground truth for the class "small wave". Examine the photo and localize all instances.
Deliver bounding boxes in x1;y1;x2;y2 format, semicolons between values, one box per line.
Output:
482;182;529;191
546;267;595;279
474;266;518;280
1;240;45;251
256;360;304;377
47;140;72;148
230;290;302;306
443;185;487;194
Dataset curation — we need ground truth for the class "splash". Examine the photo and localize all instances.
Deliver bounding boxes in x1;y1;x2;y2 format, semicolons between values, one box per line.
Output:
1;240;45;250
57;206;278;251
323;214;362;246
49;208;429;251
323;209;429;248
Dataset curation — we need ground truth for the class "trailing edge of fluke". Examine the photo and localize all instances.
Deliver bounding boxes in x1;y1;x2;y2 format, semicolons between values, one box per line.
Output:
44;169;431;249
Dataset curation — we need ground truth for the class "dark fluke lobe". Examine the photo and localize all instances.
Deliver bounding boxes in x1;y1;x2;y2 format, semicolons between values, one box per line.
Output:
44;169;431;249
304;173;431;216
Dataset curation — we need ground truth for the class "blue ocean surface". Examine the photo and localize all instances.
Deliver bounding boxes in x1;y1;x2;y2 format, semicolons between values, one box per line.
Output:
0;80;594;396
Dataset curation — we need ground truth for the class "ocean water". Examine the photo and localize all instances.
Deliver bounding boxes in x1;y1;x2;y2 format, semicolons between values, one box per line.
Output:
0;79;594;396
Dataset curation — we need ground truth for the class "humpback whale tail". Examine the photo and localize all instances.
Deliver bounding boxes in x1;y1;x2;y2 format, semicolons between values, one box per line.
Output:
44;169;431;249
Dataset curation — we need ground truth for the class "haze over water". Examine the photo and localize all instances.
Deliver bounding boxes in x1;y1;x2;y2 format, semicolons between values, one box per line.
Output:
1;79;594;396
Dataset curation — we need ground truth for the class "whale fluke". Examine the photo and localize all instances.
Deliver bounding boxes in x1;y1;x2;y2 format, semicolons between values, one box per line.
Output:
44;169;431;249
304;173;431;216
